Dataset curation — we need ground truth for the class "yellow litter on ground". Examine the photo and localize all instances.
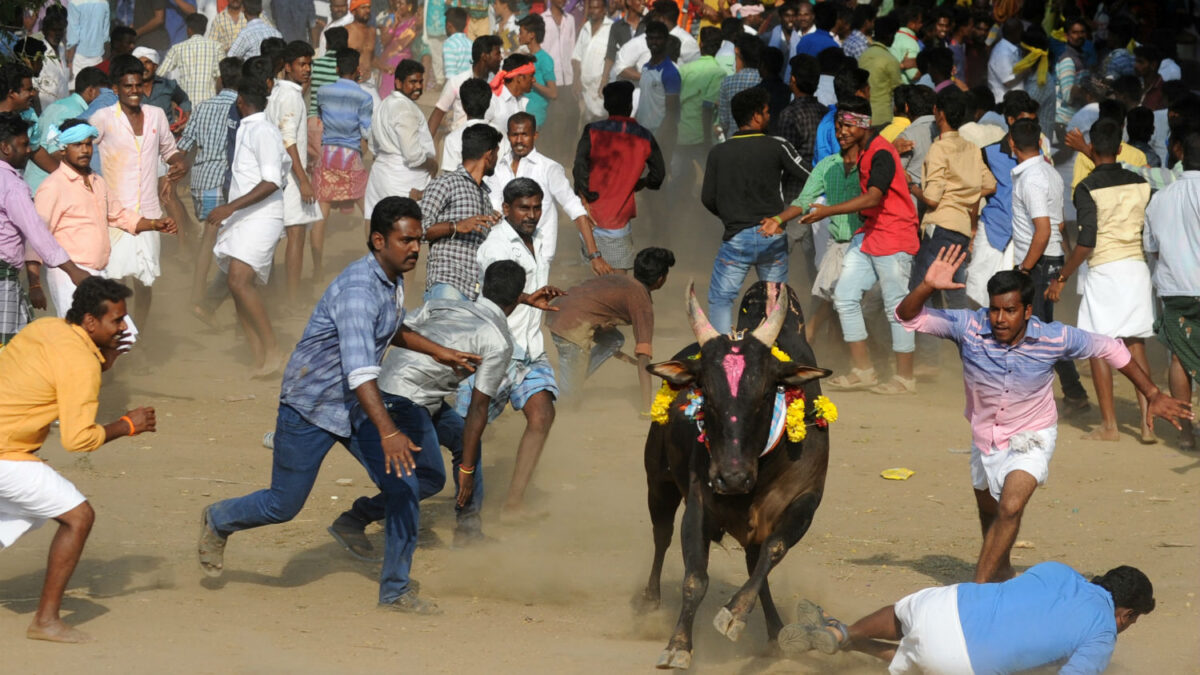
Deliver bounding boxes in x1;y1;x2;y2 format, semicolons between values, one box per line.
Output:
881;468;915;481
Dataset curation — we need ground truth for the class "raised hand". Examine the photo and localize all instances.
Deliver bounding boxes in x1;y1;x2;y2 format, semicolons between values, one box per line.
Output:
924;245;968;291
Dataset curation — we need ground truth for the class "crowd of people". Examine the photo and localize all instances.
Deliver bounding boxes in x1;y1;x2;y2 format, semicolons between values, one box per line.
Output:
0;0;1196;670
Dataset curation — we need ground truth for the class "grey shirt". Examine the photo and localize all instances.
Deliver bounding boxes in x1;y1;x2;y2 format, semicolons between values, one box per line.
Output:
897;115;937;184
377;298;513;414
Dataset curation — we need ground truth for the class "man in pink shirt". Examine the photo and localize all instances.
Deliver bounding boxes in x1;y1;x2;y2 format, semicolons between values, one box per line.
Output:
89;55;188;332
896;245;1192;584
32;120;177;319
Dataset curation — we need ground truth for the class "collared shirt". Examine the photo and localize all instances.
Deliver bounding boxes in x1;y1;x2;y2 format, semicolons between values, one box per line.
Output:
635;58;680;134
987;38;1023;103
66;0;110;59
766;25;803;80
145;76;192;128
541;10;576;86
859;43;900;126
34;165;141;270
1010;154;1063;260
0;318;107;461
379;298;513;414
316;12;354;56
677;55;726;147
1144;171;1200;296
476;220;550;360
889;27;921;83
179;89;239;191
1071;142;1147;189
317;78;374;150
484;84;528;134
279;254;404;437
920;130;996;239
442;33;472;79
901;307;1130;453
91;103;180;218
717;68;761;134
813;107;838;164
435;69;499;133
420;166;494;298
486;148;585;265
0;160;69;269
896;114;936;183
208;7;248;53
227;17;282;59
308;54;339;115
34;41;70;111
23;92;88;194
841;30;869;60
1054;46;1085;125
224;112;288;227
1075;163;1150;268
370;90;436;190
266;80;308;158
979;138;1017;251
794;151;861;243
271;0;315;43
573;16;613;83
160;34;225;105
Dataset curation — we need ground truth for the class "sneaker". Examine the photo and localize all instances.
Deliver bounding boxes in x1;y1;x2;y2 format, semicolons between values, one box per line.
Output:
327;517;381;562
379;590;441;615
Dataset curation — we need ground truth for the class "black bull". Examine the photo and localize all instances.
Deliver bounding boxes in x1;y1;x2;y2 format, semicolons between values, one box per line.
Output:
639;282;832;670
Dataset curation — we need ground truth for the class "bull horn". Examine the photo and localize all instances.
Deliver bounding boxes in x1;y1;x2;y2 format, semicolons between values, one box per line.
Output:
751;282;788;346
686;281;720;346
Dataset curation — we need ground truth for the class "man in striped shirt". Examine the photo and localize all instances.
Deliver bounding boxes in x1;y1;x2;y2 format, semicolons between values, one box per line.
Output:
897;247;1192;584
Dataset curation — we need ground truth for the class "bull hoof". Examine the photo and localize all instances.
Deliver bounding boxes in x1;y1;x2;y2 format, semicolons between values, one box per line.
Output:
713;606;746;642
632;589;662;614
656;648;692;669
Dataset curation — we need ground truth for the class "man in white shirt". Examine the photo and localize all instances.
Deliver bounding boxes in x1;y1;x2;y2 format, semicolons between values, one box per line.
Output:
316;0;353;56
485;53;535;133
442;78;506;173
429;35;502;135
206;81;290;378
987;18;1024;104
366;59;437;220
571;0;613;122
613;1;698;82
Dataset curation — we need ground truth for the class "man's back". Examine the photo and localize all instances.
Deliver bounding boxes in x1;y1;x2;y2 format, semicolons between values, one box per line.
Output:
1075;163;1150;268
701;130;807;240
317;79;374;149
677;55;726;146
858;43;899;125
573;116;664;231
1145;172;1200;297
546;274;654;354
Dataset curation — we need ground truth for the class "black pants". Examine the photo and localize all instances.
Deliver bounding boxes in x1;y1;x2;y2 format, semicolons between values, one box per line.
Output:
1030;255;1089;400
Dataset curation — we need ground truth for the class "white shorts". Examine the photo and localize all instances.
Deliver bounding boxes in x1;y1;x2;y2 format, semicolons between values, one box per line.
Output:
889;585;974;675
970;427;1057;501
45;265;140;348
106;230;162;287
965;226;1014;308
0;460;87;549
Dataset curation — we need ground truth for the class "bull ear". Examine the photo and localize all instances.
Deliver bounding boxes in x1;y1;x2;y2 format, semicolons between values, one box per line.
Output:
778;363;832;386
648;360;698;387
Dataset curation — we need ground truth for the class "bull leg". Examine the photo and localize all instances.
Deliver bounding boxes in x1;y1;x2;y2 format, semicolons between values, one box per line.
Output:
745;545;785;641
636;478;683;613
656;479;711;670
713;492;821;643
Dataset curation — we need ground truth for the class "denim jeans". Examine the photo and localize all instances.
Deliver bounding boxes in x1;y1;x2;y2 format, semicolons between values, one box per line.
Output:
910;226;971;363
707;227;789;334
833;233;915;353
346;394;448;603
342;400;485;534
551;329;625;398
1029;255;1088;400
423;282;470;302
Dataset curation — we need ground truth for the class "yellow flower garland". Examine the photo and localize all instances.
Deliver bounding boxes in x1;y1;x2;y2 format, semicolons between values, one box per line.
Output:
785;396;807;442
771;346;791;362
650;381;675;425
814;395;838;424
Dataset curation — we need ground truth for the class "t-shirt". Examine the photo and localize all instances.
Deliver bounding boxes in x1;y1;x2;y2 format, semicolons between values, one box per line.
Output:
525;49;556;127
635;59;681;134
677;55;725;146
857;134;919;256
546;274;655;356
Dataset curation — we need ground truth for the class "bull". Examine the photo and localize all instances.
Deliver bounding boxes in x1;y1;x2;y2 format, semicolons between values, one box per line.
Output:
639;282;833;670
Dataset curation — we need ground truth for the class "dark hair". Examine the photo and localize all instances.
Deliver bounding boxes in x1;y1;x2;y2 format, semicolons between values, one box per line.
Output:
0;63;32;102
892;84;912;117
873;15;899;45
501;52;536;72
1110;75;1143;108
73;67;109;94
462;123;503;160
969;85;995;114
925;46;954;82
651;0;679;25
508;111;537;132
850;4;875;31
1126;106;1154;144
720;17;743;41
1097;99;1126;127
987;270;1034;306
1106;16;1133;48
502;176;544;204
325;26;350;51
368;196;422;251
59;118;90;133
13;37;47;58
66;277;133;325
896;5;924;27
1182;132;1200;172
0;111;31;145
472;35;503;63
42;7;67;34
260;36;287;68
1162;80;1189;109
633;247;675;287
110;25;137;44
518;13;546;43
460;78;492;118
186;12;208;35
1063;16;1088;35
760;46;785;81
109;55;146;83
1092;566;1155;614
836;95;871;117
812;1;836;31
1022;25;1049;52
699;26;722;56
816;46;843;76
244;0;263;14
731;87;769;128
1090;118;1123;157
215;57;242;92
335;48;360;77
833;63;869;102
789;54;820;95
603;80;634;116
241;55;275;87
644;19;669;39
1001;89;1037;121
906;85;935;118
936;87;972;129
1009;117;1041;152
238;80;269;110
283;40;315;64
394;58;425;82
445;6;468;32
734;34;763;68
481;260;527;308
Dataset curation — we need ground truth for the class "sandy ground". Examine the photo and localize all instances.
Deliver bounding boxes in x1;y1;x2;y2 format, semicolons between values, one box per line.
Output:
3;124;1199;674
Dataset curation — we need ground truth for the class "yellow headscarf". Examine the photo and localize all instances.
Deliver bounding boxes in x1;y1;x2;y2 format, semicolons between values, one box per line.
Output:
1013;43;1050;86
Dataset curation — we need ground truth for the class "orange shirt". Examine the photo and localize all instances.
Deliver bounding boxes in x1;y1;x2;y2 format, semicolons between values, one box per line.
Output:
35;165;141;271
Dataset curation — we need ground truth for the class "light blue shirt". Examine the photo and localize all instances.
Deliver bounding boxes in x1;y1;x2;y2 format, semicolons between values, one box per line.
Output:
66;0;110;58
24;93;88;194
317;78;374;150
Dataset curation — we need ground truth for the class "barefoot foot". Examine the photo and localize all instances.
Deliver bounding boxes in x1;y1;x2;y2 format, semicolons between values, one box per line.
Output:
251;352;284;380
27;620;93;643
1082;426;1121;442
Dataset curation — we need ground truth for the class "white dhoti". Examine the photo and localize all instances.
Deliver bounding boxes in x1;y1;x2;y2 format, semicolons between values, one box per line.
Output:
44;264;140;346
105;230;161;287
213;217;286;284
888;585;974;675
70;54;104;83
965;226;1014;307
282;174;322;227
364;153;432;219
1078;258;1155;338
0;460;87;550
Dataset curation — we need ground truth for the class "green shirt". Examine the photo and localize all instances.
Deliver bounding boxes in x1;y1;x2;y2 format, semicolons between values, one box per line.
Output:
858;43;900;126
308;54;339;116
677;55;726;146
794;152;862;242
525;49;556;127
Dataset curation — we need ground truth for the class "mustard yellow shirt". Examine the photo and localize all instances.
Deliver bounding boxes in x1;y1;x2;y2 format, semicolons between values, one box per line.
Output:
1071;142;1147;190
0;318;106;461
880;116;910;142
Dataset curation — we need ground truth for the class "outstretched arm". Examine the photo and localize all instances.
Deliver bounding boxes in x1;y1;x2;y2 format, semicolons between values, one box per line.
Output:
1118;360;1194;431
896;244;967;321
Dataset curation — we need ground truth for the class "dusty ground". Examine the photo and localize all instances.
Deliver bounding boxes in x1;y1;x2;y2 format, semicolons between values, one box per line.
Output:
3;129;1198;674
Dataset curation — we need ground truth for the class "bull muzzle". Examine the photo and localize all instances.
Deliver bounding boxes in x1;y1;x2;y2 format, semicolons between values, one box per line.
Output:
708;459;756;495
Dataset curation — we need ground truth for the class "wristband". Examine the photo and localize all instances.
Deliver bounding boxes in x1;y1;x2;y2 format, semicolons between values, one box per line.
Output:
771;215;783;225
586;250;602;260
381;430;401;440
120;415;136;436
1056;274;1068;284
458;465;475;474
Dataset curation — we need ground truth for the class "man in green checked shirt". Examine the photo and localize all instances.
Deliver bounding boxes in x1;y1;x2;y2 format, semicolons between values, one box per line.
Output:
760;143;863;343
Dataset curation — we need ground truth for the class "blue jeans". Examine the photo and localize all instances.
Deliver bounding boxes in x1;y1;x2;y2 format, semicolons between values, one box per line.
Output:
833;233;915;353
1030;256;1088;400
343;400;485;534
551;329;625;398
423;282;470;302
707;227;789;334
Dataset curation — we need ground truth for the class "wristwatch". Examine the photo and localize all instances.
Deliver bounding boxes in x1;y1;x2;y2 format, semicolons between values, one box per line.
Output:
586;251;603;260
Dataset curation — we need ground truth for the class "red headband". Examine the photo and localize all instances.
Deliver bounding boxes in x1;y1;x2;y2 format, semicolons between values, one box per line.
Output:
490;63;536;95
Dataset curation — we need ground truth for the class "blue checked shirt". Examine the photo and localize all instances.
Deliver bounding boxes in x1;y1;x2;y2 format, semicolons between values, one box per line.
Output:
178;89;239;191
280;254;406;437
227;18;282;59
718;69;761;136
317;78;374;150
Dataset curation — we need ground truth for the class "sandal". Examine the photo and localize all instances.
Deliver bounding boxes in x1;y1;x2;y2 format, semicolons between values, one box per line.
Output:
808;617;851;655
870;375;917;395
825;367;878;391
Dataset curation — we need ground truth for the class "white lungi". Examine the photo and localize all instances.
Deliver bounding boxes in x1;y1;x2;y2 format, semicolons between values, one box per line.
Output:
364;154;432;219
970;427;1057;501
282;178;322;227
0;460;87;550
213;218;286;284
105;230;161;287
965;225;1014;307
889;585;974;675
1078;258;1155;338
45;265;140;346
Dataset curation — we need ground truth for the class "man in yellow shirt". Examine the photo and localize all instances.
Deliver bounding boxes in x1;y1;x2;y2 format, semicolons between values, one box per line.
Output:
0;277;156;644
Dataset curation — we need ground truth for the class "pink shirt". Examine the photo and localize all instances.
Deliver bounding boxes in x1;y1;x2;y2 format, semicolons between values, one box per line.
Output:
35;165;141;271
90;103;179;218
900;307;1131;453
